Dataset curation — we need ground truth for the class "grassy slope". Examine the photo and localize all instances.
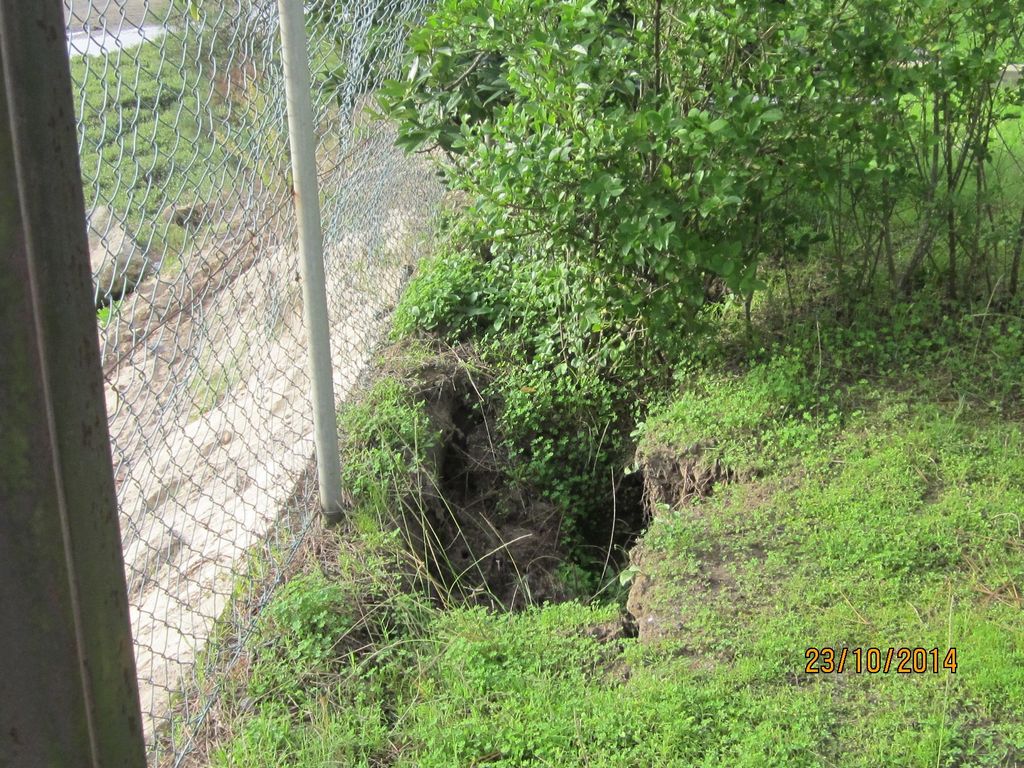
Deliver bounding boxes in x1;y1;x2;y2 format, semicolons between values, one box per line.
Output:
71;38;231;259
169;19;1024;763
629;316;1024;766
633;408;1024;766
198;291;1024;768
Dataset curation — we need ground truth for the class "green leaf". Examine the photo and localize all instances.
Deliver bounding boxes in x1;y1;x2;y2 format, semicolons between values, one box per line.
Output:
619;565;641;586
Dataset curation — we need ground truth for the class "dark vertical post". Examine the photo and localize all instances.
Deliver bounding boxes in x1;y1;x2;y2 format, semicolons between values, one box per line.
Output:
0;1;146;766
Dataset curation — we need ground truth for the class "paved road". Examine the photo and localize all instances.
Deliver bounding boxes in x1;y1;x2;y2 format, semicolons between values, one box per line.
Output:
67;24;165;57
65;0;168;30
65;0;169;57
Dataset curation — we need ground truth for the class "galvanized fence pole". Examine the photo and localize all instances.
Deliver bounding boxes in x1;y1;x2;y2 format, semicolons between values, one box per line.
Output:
0;1;146;765
277;0;344;522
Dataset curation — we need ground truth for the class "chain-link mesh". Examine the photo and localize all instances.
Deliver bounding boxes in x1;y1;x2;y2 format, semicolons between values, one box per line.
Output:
64;0;442;761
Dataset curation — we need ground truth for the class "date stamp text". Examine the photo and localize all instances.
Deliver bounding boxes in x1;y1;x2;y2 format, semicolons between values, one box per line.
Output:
805;647;957;674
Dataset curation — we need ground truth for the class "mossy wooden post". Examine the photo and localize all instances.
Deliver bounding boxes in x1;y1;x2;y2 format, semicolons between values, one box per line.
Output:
0;1;146;766
277;0;344;522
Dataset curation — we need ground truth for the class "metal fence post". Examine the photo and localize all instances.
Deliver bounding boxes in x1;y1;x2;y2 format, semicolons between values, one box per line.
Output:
0;1;146;765
276;0;344;523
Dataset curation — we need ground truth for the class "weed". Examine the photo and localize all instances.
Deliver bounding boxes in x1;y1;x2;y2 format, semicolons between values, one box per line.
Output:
337;369;439;517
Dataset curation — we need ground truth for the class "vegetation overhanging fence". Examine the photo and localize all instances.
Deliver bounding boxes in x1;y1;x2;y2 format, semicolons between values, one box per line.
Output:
63;0;442;761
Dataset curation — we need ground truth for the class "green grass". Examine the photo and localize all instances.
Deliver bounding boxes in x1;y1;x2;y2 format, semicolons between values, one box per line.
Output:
66;0;172;28
189;363;237;418
630;404;1024;766
336;365;440;519
194;293;1024;767
627;300;1024;766
96;297;123;326
71;38;236;272
158;20;1024;758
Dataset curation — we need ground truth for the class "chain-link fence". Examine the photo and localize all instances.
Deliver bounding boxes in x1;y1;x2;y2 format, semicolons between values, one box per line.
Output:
63;0;442;761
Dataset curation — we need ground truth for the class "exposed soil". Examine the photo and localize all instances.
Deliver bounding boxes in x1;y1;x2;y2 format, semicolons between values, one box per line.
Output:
626;445;749;646
358;345;569;609
338;361;675;694
640;439;738;514
345;342;653;613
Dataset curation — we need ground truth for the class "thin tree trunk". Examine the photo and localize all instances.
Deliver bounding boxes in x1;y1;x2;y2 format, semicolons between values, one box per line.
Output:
1010;205;1024;299
903;93;943;295
882;178;897;289
944;92;956;300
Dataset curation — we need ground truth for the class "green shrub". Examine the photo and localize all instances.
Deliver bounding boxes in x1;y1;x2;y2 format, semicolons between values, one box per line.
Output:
383;0;1024;327
248;571;357;702
391;239;489;340
382;0;1023;553
394;235;648;526
380;0;781;348
491;360;631;521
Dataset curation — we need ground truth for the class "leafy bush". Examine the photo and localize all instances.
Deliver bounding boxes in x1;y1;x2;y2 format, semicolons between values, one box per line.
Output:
489;360;631;518
383;0;1024;330
394;234;648;524
381;0;783;350
391;237;490;340
381;0;1024;546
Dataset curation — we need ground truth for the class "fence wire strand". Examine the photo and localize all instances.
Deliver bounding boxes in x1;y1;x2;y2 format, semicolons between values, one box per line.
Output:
64;0;442;761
